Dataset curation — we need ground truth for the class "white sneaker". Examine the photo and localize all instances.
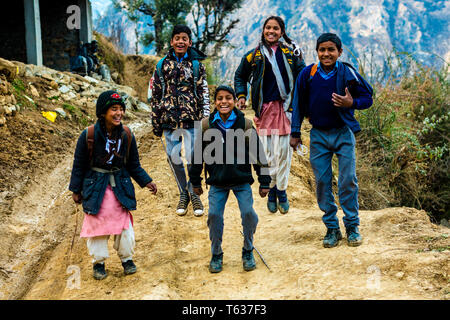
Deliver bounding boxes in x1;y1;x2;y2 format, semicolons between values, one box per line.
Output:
176;192;189;216
190;192;204;217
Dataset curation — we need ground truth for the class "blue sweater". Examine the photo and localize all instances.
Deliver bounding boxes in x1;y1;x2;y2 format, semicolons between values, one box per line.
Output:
291;62;373;134
307;72;345;129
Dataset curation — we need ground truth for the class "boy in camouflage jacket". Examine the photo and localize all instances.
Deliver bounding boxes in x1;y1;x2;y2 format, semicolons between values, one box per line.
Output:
149;25;210;217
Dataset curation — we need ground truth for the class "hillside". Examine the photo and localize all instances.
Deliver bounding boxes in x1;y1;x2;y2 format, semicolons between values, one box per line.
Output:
0;52;448;299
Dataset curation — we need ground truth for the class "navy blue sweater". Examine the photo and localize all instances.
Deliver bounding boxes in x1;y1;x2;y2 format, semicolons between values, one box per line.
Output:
307;72;345;129
291;62;373;134
262;47;289;103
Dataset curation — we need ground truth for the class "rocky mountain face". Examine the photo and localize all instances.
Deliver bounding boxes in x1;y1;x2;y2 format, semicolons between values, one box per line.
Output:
93;0;449;80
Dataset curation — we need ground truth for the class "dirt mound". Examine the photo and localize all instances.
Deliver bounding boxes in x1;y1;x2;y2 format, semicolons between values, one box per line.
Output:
0;51;448;300
11;118;449;300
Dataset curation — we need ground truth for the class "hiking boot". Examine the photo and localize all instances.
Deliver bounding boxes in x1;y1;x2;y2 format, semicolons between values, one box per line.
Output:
176;191;190;216
190;192;204;217
122;259;137;275
323;228;343;248
277;190;289;214
346;226;363;247
242;248;256;271
267;187;278;213
93;263;107;280
209;253;223;273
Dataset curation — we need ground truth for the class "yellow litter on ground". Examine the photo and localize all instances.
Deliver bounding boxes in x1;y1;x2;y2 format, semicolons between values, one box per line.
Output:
41;111;57;122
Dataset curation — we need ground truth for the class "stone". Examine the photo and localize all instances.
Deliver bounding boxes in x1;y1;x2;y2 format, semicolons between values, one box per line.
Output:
10;94;16;105
137;102;151;112
0;57;18;81
0;116;5;126
54;108;67;118
62;92;77;101
58;85;71;94
84;76;99;84
29;85;40;97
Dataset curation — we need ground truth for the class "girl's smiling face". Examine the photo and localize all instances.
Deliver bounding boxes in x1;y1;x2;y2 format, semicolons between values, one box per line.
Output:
103;104;124;128
215;90;235;118
263;19;283;45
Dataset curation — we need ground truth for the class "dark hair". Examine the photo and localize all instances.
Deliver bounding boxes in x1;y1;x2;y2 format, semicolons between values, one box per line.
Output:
214;85;236;100
260;16;302;59
171;25;192;40
316;33;342;51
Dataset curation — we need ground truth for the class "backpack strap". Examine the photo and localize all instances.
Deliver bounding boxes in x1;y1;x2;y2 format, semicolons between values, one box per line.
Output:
156;56;167;96
308;63;318;82
85;125;132;167
201;117;210;133
86;125;95;167
121;125;132;165
244;118;253;131
192;60;200;100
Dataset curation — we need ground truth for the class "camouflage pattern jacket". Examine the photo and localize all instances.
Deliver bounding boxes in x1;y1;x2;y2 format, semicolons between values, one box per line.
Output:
149;47;210;136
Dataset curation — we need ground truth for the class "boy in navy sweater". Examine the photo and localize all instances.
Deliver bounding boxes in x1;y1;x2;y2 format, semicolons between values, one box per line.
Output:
290;33;373;248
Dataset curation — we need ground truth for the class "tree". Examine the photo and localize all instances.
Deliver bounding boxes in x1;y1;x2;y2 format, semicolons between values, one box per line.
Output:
113;0;192;56
191;0;244;55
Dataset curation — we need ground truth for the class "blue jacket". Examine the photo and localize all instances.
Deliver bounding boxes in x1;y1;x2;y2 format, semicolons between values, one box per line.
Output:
291;62;373;134
69;121;152;215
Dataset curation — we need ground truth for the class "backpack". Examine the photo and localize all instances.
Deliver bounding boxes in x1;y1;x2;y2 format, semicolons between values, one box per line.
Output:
86;125;132;167
155;55;200;99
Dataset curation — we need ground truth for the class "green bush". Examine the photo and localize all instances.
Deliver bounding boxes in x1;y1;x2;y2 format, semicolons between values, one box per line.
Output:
356;60;450;222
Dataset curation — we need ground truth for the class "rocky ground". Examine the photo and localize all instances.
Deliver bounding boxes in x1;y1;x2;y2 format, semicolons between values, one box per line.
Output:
0;56;448;300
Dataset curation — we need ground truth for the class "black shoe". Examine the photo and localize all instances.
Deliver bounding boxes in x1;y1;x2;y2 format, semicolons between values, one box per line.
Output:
346;226;363;247
190;192;204;216
93;263;107;280
176;191;190;216
122;260;137;275
323;228;343;248
209;253;223;273
242;248;256;271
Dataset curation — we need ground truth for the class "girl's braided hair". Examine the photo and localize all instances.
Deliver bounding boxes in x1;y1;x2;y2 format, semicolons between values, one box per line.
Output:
259;16;303;59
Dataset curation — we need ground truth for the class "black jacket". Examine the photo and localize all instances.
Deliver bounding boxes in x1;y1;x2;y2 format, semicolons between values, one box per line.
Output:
69;121;152;214
188;108;271;189
234;42;306;117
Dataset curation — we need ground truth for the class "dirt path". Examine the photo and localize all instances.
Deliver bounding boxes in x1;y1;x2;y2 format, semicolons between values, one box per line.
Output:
17;118;449;300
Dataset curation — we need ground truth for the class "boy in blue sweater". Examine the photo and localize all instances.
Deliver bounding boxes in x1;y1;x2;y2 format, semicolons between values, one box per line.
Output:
290;33;373;248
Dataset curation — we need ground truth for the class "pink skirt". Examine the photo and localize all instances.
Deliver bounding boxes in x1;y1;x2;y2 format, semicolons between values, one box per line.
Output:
254;100;291;136
80;185;133;238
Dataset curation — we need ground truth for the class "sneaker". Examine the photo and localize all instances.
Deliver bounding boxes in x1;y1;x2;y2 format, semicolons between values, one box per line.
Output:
242;248;256;271
267;187;278;213
346;226;363;247
93;263;107;280
122;259;137;275
323;228;343;248
209;253;223;273
190;192;204;217
176;191;190;216
277;190;289;214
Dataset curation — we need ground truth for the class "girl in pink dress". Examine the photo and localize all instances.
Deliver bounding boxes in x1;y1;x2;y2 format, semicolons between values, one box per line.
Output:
234;16;306;214
69;90;157;280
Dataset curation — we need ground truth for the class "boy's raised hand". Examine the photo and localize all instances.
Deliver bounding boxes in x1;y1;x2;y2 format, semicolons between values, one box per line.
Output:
259;188;270;198
146;182;158;195
193;186;203;196
332;87;353;108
